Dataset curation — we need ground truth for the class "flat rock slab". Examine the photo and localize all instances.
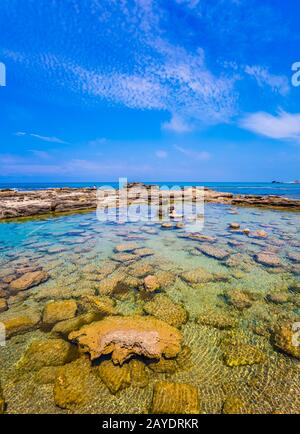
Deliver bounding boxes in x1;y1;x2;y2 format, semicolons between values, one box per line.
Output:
151;381;200;414
196;244;230;260
254;251;282;267
9;271;49;292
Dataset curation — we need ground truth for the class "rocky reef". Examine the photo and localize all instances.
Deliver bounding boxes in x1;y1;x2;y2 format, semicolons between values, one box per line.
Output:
1;183;300;220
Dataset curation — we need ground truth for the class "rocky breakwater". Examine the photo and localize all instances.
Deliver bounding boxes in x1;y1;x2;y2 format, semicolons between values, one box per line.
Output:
1;183;300;220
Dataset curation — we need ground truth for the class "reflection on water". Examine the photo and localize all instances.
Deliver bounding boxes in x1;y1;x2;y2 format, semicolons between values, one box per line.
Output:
0;203;299;414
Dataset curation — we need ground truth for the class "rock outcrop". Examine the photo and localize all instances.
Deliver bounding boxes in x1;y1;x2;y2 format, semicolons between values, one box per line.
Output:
69;315;182;364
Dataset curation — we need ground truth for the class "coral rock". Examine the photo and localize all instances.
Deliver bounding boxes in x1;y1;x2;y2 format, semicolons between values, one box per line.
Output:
151;382;200;414
69;315;182;364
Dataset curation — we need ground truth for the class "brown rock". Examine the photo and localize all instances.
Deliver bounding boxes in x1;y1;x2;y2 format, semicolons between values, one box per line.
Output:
114;243;140;253
0;307;41;337
43;300;77;325
96;360;131;394
16;338;78;371
0;299;8;313
254;251;282;267
143;294;188;328
181;267;214;284
196;244;229;260
10;270;49;291
144;275;160;292
69;315;182;364
272;322;300;359
151;382;200;414
225;289;253;311
52;312;102;337
53;357;92;409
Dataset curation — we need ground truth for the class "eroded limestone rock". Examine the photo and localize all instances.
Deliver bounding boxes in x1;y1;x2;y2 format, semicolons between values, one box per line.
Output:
69;315;182;364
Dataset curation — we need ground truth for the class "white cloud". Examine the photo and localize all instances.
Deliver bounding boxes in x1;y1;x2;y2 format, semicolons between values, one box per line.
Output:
174;144;211;160
239;110;300;141
155;150;168;158
162;115;193;133
15;131;68;144
245;65;290;96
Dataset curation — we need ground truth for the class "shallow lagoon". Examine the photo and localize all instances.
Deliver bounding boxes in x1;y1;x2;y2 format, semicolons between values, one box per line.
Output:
0;202;300;414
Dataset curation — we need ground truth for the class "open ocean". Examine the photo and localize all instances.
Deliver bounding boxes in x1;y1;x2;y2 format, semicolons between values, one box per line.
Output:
0;181;300;199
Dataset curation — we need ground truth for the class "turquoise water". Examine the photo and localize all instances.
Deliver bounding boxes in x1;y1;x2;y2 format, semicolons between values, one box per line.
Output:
1;182;300;199
0;202;299;413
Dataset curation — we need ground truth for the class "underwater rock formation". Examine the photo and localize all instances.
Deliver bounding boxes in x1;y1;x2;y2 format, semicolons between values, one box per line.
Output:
16;338;78;371
143;294;188;328
272;322;300;359
9;270;49;292
68;315;182;364
151;381;200;414
42;300;77;325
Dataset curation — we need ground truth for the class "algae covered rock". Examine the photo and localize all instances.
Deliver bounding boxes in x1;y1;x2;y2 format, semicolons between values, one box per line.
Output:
52;312;102;337
0;306;41;338
10;270;49;291
43;300;77;325
36;366;60;384
181;267;214;285
69;315;182;364
254;251;282;268
272;322;300;359
151;381;200;414
197;311;237;330
83;295;117;315
53;357;92;409
225;289;253;311
96;358;149;394
143;294;188;328
222;343;266;367
16;338;78;371
148;357;178;374
96;360;131;394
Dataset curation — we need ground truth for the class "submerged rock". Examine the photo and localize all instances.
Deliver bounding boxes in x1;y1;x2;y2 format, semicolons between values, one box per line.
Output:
129;262;154;278
224;289;253;311
129;359;149;388
0;307;41;338
0;298;8;313
287;252;300;263
144;275;160;292
148;357;178;374
114;243;140;253
43;300;77;325
9;270;49;292
254;251;282;268
222;343;266;367
84;295;117;315
53;357;92;409
16;338;78;371
229;223;240;230
272;322;300;359
69;315;182;364
196;244;230;260
143;294;188;328
52;312;102;337
96;360;131;394
134;247;154;258
197;311;237;330
266;292;289;305
181;267;214;285
36;366;60;385
151;381;200;414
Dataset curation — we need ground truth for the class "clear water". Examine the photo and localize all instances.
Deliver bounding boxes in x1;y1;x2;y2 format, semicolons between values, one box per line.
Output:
0;203;299;413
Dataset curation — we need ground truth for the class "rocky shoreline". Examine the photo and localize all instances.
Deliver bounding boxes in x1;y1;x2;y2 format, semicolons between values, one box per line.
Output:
0;183;300;221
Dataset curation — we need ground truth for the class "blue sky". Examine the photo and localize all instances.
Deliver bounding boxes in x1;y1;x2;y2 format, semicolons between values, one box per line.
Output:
0;0;300;182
